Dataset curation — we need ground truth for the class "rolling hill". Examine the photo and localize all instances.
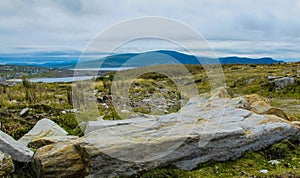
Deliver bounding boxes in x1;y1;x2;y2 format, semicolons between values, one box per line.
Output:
74;50;282;69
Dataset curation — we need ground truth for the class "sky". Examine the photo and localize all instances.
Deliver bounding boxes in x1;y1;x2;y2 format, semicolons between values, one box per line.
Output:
0;0;300;61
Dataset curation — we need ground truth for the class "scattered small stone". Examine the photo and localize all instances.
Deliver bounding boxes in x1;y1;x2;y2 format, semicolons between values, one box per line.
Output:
268;160;280;165
10;100;18;103
63;109;79;113
121;109;130;113
246;78;255;85
267;76;282;80
259;169;268;174
20;108;29;116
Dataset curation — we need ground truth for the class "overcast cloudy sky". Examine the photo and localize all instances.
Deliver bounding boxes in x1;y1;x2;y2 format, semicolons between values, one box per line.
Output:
0;0;300;60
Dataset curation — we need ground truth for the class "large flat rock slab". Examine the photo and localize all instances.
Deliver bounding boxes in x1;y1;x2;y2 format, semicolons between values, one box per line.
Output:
32;90;300;177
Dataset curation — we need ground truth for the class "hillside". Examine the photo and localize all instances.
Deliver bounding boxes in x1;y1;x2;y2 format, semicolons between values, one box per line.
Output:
0;62;299;177
1;51;282;69
76;50;282;69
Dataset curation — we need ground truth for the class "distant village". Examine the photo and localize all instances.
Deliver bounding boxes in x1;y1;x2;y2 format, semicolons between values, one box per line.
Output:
0;65;59;85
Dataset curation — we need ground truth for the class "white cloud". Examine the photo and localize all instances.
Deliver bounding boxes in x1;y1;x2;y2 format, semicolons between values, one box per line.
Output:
0;0;299;59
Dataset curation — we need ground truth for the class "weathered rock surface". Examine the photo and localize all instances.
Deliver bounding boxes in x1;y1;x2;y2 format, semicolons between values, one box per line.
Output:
18;118;68;146
84;116;157;135
28;136;79;149
274;77;295;89
33;141;86;178
0;151;14;177
268;76;295;90
32;89;300;177
0;130;33;162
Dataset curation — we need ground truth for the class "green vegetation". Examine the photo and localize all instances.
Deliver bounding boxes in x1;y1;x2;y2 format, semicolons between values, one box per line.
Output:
0;62;299;177
137;140;300;178
0;80;82;139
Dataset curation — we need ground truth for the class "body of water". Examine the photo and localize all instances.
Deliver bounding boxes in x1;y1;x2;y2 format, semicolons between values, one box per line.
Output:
72;67;135;71
8;76;95;83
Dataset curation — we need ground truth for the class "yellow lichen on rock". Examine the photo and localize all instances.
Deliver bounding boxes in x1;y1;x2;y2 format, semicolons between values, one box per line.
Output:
32;141;86;178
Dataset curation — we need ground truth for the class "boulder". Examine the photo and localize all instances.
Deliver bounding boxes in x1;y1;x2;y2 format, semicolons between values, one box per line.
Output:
274;77;295;89
268;77;295;90
32;141;86;178
18;118;68;146
0;151;14;177
32;89;300;177
28;136;79;149
0;130;33;162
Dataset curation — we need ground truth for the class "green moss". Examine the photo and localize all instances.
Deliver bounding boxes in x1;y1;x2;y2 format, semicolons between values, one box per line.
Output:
265;140;296;159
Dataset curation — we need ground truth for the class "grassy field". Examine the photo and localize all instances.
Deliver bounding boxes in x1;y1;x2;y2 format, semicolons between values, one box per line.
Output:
137;139;300;177
0;63;299;177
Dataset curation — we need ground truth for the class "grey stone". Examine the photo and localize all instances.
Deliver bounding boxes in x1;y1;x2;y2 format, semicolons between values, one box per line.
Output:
246;78;255;85
268;77;295;89
18;118;68;146
0;130;33;162
20;108;29;116
273;77;295;89
267;76;282;80
33;141;86;178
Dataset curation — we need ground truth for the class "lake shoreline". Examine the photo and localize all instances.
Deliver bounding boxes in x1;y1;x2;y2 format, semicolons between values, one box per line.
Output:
7;76;96;83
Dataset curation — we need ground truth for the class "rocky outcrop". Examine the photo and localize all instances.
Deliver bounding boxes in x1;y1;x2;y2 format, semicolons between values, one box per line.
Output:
0;130;33;162
268;76;295;90
32;89;300;177
274;77;295;89
0;151;14;177
18;118;68;146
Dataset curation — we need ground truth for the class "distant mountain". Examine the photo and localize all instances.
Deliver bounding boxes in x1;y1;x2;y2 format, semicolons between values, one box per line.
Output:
219;56;281;64
75;50;282;69
0;50;283;69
